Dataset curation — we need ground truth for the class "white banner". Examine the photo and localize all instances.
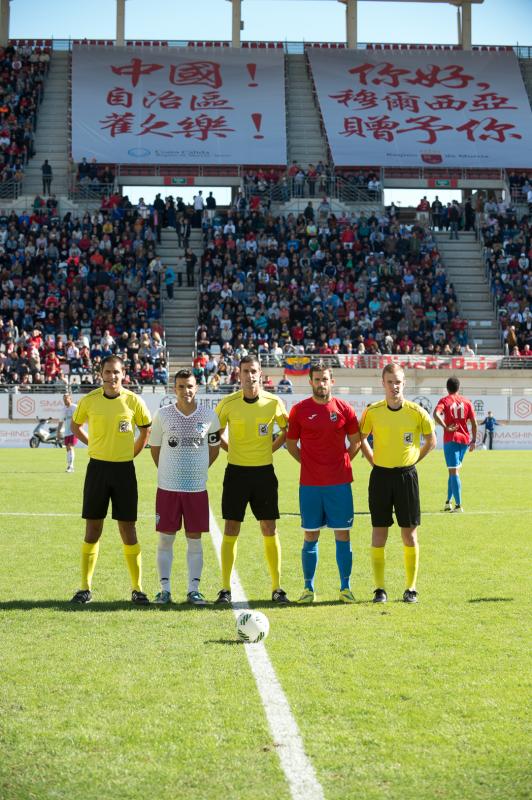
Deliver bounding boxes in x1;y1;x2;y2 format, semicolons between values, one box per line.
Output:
0;422;35;448
509;396;532;422
0;393;8;419
308;49;532;167
11;393;66;420
148;392;510;421
72;46;287;165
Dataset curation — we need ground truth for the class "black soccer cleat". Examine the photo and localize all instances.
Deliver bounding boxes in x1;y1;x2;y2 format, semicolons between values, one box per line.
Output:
272;588;289;605
70;589;92;604
215;589;232;604
403;589;418;604
131;590;150;605
373;588;388;604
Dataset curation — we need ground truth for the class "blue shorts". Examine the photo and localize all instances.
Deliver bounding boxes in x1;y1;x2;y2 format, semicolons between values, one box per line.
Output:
443;442;469;469
299;484;354;531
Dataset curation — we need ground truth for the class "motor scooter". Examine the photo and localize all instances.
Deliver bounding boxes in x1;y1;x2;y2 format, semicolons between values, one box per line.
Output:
29;418;63;448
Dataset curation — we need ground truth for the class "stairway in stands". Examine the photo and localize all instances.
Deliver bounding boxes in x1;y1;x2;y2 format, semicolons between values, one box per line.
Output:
23;51;70;198
158;227;204;373
434;231;501;354
285;54;329;170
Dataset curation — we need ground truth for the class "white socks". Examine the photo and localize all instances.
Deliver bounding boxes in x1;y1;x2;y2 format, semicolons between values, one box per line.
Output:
186;537;203;593
67;450;74;468
157;534;204;594
157;533;175;592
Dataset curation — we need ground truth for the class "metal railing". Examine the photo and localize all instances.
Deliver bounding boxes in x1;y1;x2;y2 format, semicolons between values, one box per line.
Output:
15;40;532;59
244;175;383;206
0;178;23;201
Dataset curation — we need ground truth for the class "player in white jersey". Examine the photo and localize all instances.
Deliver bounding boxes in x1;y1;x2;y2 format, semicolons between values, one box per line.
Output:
150;369;220;605
61;393;78;472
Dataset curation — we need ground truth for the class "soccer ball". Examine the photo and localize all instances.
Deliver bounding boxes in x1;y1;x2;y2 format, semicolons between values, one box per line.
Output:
236;610;270;643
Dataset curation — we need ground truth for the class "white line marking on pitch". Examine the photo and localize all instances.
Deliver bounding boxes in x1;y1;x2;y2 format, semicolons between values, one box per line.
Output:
209;510;325;800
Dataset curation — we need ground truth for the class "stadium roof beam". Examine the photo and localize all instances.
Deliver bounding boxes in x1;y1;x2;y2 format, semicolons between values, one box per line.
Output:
116;0;126;47
0;0;11;48
336;0;483;50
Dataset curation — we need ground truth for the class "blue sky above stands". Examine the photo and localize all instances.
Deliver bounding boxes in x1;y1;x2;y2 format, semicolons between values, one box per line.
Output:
9;0;532;46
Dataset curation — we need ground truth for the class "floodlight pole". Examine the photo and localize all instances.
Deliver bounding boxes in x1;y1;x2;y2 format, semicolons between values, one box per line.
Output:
345;0;357;49
116;0;126;47
0;0;11;48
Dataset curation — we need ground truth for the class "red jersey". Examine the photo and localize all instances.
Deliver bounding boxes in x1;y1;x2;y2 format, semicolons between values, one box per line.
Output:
435;393;475;444
287;397;359;486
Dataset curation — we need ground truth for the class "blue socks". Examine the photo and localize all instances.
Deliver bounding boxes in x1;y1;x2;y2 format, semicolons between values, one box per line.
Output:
302;539;354;591
302;540;318;591
335;540;353;591
452;473;462;505
449;473;462;505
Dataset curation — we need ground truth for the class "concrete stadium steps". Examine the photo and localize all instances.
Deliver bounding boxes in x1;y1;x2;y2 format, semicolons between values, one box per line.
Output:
285;54;329;167
434;231;501;354
158;228;203;371
23;51;70;198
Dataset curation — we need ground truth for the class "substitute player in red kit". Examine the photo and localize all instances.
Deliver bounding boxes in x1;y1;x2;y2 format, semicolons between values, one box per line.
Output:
286;363;361;603
434;376;477;513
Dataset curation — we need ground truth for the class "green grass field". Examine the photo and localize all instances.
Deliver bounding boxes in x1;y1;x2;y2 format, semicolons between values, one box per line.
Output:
0;447;531;800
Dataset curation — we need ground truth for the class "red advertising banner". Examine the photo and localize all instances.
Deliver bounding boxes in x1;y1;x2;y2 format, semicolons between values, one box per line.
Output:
308;49;532;167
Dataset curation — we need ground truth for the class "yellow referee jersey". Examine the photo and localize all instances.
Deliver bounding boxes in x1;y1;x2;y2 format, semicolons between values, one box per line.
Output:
73;388;152;462
215;390;288;467
361;399;435;468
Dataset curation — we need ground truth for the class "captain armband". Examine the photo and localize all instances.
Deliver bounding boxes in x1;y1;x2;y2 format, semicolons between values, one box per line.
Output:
208;431;221;445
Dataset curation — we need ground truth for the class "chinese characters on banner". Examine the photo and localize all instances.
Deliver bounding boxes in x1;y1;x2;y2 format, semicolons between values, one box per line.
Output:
307;50;532;167
72;46;287;164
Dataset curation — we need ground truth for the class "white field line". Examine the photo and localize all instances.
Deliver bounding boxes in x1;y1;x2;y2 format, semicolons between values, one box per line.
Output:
1;510;531;518
208;510;325;800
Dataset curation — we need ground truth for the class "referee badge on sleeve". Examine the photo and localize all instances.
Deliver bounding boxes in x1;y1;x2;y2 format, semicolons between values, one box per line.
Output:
404;432;414;445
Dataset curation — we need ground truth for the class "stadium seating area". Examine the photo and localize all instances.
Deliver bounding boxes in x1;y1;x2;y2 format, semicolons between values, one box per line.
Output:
195;203;469;385
481;207;532;355
0;43;48;188
0;198;167;388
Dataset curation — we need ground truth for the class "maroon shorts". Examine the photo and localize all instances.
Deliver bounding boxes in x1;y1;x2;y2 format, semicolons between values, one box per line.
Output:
64;435;78;447
155;488;209;533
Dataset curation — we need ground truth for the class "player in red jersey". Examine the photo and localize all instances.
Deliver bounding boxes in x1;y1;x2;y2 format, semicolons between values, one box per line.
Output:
434;376;477;513
286;363;361;603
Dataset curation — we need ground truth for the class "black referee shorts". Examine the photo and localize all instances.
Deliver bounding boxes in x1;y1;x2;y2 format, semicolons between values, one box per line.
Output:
368;465;420;529
82;458;138;522
222;464;279;522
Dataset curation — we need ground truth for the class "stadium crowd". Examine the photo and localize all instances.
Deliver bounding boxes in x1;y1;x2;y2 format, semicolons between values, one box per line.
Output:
0;43;49;187
481;204;532;355
195;200;470;386
0;196;168;387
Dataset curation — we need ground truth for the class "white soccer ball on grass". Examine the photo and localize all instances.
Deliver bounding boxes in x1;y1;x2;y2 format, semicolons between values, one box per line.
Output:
236;610;270;643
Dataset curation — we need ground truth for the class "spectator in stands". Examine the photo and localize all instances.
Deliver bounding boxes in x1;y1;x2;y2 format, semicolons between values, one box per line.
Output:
277;375;293;394
448;201;460;240
41;159;52;195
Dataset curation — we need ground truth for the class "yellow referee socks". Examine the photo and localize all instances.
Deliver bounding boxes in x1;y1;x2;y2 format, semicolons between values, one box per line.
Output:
371;546;386;590
123;543;142;592
221;534;238;590
263;533;281;592
403;544;419;591
81;541;99;591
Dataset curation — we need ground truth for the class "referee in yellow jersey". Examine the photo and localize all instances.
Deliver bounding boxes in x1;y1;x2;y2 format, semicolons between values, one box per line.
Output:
215;355;289;604
360;364;436;604
70;355;152;604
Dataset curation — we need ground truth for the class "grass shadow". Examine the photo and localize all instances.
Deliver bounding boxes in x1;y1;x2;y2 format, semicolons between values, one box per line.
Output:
0;599;213;613
204;638;244;646
467;597;514;603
